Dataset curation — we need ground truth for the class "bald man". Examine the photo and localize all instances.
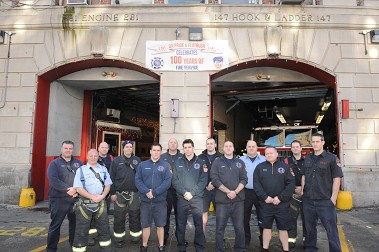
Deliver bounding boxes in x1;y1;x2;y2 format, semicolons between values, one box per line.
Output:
161;138;184;245
239;140;266;248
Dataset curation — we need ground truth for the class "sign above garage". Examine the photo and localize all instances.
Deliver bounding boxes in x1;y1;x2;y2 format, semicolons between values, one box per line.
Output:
146;40;229;71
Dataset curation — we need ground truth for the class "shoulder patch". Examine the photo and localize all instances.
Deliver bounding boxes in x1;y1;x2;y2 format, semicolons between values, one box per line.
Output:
203;164;208;172
336;158;342;167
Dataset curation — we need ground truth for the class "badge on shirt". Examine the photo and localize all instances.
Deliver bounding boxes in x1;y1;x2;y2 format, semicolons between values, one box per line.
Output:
133;160;138;165
203;164;208;172
236;162;242;168
194;163;200;169
73;163;80;168
278;167;285;174
157;166;164;172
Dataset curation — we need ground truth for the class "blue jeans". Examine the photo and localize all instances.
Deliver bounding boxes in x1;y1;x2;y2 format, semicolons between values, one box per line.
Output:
177;197;205;252
216;201;245;252
303;199;341;252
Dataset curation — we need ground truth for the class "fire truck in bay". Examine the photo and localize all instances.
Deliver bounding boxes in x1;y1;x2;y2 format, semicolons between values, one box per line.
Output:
253;125;319;160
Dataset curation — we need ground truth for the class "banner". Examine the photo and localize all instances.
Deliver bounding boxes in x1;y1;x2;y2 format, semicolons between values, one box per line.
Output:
146;40;229;71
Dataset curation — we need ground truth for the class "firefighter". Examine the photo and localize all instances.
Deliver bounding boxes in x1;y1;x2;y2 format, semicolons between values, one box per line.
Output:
88;141;114;246
284;140;306;248
301;133;343;252
135;143;172;252
239;140;265;249
198;137;222;234
172;139;208;252
253;146;295;252
72;149;112;252
46;140;83;252
109;140;142;248
160;138;183;245
210;141;248;252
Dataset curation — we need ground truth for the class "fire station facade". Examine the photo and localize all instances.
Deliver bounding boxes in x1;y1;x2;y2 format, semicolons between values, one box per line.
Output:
0;1;379;206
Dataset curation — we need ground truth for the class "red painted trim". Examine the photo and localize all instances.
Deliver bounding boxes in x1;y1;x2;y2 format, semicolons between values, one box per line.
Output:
31;76;51;201
31;58;160;200
80;91;92;162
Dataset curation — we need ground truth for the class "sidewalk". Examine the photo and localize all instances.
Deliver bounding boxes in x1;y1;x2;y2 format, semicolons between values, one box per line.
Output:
0;201;378;251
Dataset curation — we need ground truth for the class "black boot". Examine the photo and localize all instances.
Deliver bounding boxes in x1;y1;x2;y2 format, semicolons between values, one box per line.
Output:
158;245;165;251
261;248;269;252
140;245;148;252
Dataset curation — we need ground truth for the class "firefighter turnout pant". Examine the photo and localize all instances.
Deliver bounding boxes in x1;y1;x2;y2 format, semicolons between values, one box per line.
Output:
72;200;112;252
288;194;306;241
113;191;142;243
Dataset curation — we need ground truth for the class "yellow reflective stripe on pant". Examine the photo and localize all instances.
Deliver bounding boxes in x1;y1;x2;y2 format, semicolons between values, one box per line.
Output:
88;228;97;235
130;230;142;237
114;231;126;238
72;246;86;252
99;239;112;247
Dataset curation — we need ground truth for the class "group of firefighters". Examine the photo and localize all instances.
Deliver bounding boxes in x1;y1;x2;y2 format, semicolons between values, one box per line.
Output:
45;133;343;252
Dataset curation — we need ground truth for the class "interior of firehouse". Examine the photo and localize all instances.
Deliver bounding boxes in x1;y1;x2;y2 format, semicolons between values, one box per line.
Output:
211;62;337;159
58;67;161;161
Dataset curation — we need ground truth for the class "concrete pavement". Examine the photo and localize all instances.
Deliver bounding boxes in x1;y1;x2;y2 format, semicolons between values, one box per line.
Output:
0;201;378;251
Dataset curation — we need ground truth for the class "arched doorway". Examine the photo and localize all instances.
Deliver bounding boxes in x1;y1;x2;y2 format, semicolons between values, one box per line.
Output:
32;58;160;201
210;58;338;157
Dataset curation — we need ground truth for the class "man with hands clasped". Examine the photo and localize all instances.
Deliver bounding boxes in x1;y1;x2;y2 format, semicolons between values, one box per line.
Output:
253;146;295;252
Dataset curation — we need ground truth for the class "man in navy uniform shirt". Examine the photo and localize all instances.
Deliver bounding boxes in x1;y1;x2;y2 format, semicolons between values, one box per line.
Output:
301;133;343;252
46;140;83;252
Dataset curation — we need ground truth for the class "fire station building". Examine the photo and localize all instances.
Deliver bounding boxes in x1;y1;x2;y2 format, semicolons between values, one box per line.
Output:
0;0;379;206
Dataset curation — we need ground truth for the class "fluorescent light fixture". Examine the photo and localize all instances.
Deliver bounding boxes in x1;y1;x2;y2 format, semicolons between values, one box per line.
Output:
370;30;379;44
276;113;287;124
321;101;331;111
189;27;203;41
316;114;324;125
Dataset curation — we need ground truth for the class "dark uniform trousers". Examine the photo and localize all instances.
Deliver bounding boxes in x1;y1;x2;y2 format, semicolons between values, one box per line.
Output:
288;195;306;239
73;200;112;251
216;201;245;252
243;188;260;247
113;191;141;241
164;188;179;242
303;199;341;252
177;197;205;252
47;197;76;252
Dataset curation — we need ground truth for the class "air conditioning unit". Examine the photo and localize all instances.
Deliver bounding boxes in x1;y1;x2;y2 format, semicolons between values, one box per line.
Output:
106;109;121;122
67;0;88;5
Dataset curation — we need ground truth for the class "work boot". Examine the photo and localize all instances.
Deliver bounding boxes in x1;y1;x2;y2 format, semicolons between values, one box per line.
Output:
158;245;165;251
140;245;148;252
288;237;296;248
88;237;95;246
261;248;269;252
116;241;124;248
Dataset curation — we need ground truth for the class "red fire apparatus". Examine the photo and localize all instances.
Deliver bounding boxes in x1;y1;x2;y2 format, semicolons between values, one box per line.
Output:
253;125;318;160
